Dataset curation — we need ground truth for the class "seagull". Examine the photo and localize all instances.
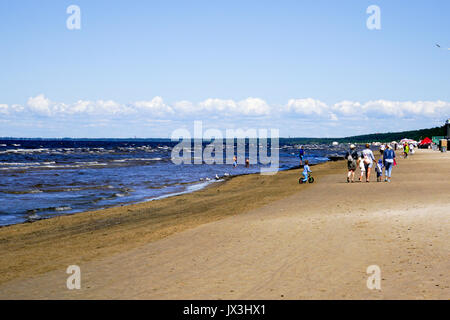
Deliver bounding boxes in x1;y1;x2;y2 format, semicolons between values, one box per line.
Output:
436;43;450;50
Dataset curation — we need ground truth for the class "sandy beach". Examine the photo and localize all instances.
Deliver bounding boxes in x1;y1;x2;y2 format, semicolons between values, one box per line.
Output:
0;149;449;299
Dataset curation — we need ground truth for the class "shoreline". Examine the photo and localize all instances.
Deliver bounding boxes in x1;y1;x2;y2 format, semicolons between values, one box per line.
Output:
0;178;224;229
1;149;448;299
0;160;321;229
0;159;333;285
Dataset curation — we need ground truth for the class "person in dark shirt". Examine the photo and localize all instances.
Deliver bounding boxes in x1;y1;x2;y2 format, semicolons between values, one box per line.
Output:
383;144;396;182
345;144;358;183
299;146;305;166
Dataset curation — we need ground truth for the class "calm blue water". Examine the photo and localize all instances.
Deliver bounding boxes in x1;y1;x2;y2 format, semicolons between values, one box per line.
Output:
0;139;341;226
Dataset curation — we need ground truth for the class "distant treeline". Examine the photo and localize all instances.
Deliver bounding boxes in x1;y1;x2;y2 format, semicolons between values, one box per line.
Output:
280;125;446;145
1;125;446;144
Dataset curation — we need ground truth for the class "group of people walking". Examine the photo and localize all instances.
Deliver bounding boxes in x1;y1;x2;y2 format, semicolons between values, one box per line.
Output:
345;143;396;183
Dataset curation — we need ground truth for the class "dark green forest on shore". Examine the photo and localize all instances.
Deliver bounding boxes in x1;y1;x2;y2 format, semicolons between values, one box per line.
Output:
281;125;446;145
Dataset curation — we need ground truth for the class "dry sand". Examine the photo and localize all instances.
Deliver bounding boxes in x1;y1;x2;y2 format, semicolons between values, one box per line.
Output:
0;149;449;299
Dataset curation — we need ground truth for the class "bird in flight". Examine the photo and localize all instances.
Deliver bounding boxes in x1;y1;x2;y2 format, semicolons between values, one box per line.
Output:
436;43;450;50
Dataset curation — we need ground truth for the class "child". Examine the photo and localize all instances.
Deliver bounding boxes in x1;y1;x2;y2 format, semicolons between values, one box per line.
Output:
302;160;312;182
375;159;384;182
358;156;366;182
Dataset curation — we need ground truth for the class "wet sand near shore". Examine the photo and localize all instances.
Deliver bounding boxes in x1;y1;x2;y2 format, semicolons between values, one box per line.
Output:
0;149;449;299
0;161;332;285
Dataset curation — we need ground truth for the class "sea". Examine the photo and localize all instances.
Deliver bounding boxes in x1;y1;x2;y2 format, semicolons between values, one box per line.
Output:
0;139;346;227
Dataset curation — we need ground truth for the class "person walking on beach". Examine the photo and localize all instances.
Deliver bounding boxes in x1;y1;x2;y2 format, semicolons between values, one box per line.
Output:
361;143;375;182
403;143;409;158
345;144;358;183
298;146;305;166
383;144;396;182
358;154;366;182
375;159;384;182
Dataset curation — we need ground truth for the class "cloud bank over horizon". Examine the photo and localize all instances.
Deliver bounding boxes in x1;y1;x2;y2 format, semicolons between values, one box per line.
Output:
1;94;449;138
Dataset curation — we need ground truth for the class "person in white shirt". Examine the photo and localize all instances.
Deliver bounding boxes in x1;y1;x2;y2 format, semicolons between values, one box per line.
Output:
361;143;375;182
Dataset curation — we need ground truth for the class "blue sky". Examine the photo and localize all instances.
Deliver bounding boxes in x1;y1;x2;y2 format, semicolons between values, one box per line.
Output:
0;0;449;138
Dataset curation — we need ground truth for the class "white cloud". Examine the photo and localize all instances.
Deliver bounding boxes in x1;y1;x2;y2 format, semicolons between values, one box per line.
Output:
3;94;450;123
27;94;51;115
332;101;362;115
330;113;339;121
198;98;236;114
95;100;126;114
70;100;91;114
362;100;450;117
286;98;328;115
173;100;197;113
0;104;8;114
135;96;174;116
175;97;270;116
237;97;270;115
332;100;450;118
10;104;25;113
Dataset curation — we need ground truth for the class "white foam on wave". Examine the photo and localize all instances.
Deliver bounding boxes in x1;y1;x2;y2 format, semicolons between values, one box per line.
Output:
0;162;40;166
111;158;163;162
0;161;112;171
27;214;41;221
0;161;57;167
0;148;50;154
39;164;80;169
54;206;72;211
0;166;30;170
143;179;221;203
